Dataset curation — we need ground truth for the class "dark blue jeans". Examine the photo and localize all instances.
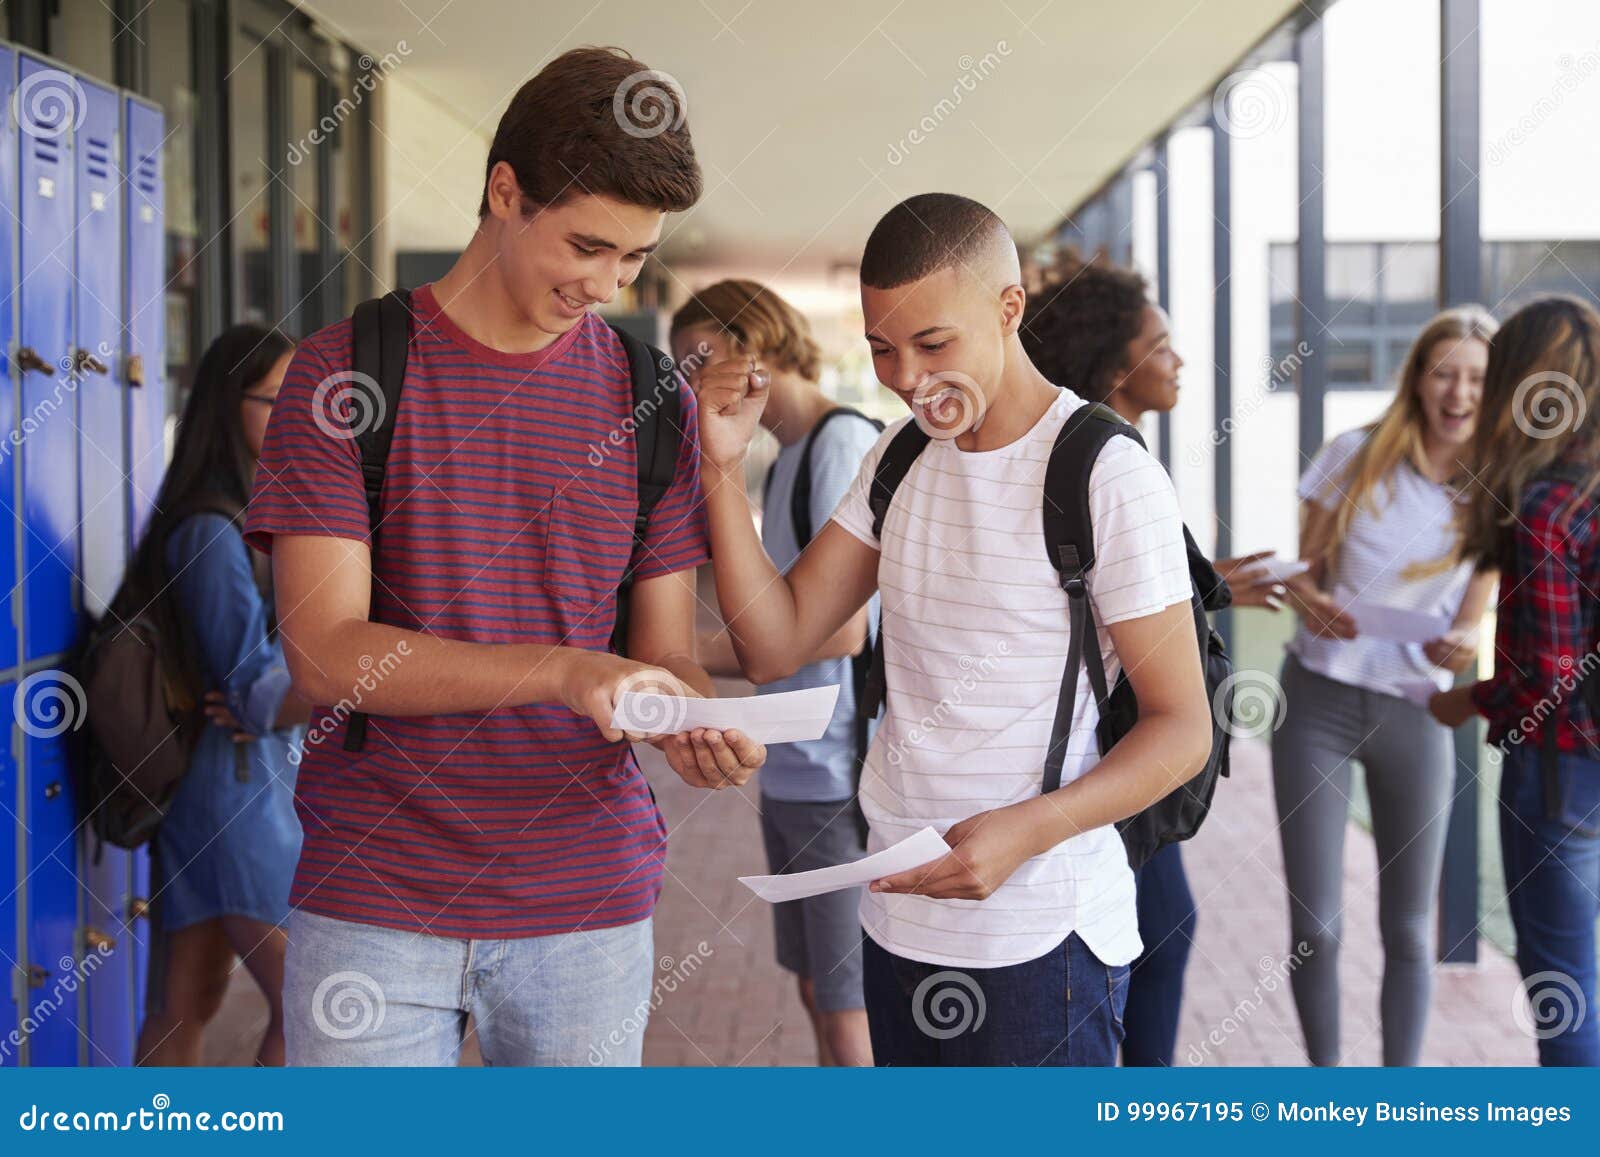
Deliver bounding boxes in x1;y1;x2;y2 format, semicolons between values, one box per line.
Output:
1123;843;1197;1066
862;930;1128;1066
1499;743;1600;1067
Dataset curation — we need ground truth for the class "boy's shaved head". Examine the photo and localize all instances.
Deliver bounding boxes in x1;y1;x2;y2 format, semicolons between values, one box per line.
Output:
860;193;1020;291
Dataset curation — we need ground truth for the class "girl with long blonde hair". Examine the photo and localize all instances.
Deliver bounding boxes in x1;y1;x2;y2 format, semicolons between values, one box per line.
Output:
1273;305;1500;1066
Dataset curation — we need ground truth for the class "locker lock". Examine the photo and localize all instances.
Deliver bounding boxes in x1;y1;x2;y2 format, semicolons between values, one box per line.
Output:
73;348;109;376
16;346;51;375
83;928;117;954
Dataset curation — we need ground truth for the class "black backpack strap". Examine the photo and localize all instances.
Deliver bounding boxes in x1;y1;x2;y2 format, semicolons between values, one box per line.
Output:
859;421;931;720
608;325;683;655
791;408;883;548
1040;404;1142;794
344;288;413;752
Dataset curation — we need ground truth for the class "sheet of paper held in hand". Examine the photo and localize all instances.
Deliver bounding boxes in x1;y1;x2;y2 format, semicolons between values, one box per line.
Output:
738;826;953;903
1337;597;1452;644
610;684;840;745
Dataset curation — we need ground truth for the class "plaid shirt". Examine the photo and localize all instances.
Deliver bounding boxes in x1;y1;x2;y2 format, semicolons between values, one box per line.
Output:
1472;470;1600;754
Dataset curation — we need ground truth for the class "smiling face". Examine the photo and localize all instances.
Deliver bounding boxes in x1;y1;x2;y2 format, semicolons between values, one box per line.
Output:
1415;334;1487;448
1114;304;1183;416
861;266;1021;440
485;167;664;338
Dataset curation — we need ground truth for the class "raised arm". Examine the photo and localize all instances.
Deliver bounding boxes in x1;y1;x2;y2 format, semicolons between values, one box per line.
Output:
695;355;880;684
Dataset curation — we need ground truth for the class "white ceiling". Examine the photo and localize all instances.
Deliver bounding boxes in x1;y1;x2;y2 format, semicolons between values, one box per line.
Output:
303;0;1296;275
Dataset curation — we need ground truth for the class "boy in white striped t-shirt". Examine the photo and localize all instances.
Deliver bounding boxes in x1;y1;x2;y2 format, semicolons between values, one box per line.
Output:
692;194;1211;1066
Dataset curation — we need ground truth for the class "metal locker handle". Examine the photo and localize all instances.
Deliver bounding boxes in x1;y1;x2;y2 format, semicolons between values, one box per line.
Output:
73;348;109;376
16;346;52;374
128;897;151;921
83;928;117;954
126;352;145;388
27;964;49;988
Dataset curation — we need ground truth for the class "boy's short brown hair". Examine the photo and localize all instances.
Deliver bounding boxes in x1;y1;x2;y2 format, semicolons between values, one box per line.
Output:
478;46;702;217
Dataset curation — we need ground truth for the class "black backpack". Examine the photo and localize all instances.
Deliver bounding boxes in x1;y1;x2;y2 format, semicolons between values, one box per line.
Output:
859;402;1233;870
75;497;257;851
339;289;682;751
761;408;885;832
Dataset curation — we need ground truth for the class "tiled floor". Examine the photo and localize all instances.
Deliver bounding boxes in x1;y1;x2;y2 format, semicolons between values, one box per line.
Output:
205;731;1538;1066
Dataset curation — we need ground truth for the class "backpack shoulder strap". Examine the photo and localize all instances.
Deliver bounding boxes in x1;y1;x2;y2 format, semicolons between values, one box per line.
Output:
609;324;682;551
859;419;930;719
868;420;931;541
792;408;883;548
343;288;411;753
1040;402;1144;794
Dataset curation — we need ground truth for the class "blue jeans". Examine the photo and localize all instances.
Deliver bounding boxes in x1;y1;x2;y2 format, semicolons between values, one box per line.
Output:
1499;743;1600;1066
283;909;655;1066
1123;843;1197;1066
862;931;1128;1066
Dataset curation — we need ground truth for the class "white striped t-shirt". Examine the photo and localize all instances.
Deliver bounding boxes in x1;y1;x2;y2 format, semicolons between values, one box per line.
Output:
1290;428;1476;697
830;389;1191;969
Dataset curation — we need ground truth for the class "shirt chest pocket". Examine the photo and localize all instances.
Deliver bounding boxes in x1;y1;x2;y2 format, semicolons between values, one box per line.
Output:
537;485;634;614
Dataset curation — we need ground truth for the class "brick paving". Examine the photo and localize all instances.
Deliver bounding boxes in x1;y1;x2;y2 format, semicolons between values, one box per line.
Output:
205;718;1537;1066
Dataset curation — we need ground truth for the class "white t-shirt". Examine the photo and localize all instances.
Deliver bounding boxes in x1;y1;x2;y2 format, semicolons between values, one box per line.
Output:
1290;428;1475;696
830;389;1192;969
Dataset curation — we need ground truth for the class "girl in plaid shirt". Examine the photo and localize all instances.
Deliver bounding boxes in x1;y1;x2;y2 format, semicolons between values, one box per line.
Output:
1434;294;1600;1067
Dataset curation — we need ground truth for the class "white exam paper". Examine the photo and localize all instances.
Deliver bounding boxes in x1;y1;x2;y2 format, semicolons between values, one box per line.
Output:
738;826;952;903
1240;556;1311;583
611;684;840;745
1340;598;1451;644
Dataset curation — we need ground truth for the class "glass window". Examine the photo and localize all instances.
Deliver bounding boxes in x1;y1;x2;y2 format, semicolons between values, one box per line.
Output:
1326;243;1377;324
290;62;325;333
48;0;115;82
147;0;201;404
1327;340;1376;385
230;25;273;326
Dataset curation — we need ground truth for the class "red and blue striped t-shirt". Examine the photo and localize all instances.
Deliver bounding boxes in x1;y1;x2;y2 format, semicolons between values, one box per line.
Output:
244;283;709;938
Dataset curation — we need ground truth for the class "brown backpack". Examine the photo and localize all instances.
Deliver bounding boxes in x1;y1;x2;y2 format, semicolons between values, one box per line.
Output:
75;498;243;851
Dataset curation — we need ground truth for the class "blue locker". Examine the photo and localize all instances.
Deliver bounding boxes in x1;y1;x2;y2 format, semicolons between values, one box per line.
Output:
74;77;133;1067
0;47;18;670
22;715;82;1066
124;98;165;551
74;78;126;620
17;55;80;661
123;96;167;1040
1;681;16;1068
